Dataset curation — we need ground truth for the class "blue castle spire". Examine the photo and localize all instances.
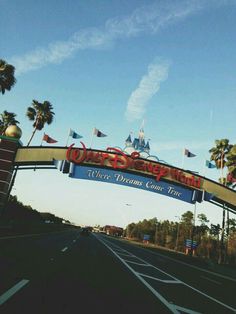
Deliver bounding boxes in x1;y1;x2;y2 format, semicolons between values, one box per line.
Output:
125;134;133;147
125;126;150;154
144;140;150;153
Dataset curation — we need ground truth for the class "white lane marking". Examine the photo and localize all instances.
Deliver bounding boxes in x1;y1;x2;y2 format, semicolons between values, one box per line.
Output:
118;252;134;257
201;276;221;285
61;247;68;252
112;248;127;253
102;238;181;281
174;304;201;314
120;238;236;283
95;235;178;313
0;279;29;306
97;235;236;313
123;260;150;266
101;239;151;264
138;272;181;284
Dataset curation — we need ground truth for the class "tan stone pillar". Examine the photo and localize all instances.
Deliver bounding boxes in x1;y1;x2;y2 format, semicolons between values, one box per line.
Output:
0;136;21;210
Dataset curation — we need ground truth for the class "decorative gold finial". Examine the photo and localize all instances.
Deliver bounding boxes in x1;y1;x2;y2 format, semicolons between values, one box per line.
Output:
5;125;22;139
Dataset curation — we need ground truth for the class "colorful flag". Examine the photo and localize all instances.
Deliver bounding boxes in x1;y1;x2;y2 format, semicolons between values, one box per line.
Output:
93;128;107;137
205;160;216;168
69;129;83;139
227;173;236;183
184;149;196;157
42;134;58;144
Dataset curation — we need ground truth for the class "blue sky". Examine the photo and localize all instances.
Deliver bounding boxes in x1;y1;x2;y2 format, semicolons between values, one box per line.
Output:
1;0;236;227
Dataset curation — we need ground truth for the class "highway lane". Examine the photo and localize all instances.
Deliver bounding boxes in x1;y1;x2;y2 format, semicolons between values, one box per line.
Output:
0;229;171;314
0;229;236;313
0;229;80;295
95;233;236;313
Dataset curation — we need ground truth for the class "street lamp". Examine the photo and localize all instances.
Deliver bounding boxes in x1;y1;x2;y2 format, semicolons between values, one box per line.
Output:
190;202;197;256
155;220;158;246
125;203;132;238
175;216;181;251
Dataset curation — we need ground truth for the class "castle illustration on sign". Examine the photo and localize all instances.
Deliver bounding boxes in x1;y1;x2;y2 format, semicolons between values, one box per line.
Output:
122;127;166;163
124;128;150;155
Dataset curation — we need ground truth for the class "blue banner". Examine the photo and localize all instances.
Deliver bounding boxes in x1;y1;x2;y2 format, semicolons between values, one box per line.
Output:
69;165;195;204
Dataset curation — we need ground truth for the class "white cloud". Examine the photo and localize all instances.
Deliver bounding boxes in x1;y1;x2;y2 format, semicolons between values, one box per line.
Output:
125;58;170;122
9;0;230;75
10;29;110;75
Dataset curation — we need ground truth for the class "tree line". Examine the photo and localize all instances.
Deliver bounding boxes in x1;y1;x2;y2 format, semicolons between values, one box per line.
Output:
125;212;236;265
0;195;72;236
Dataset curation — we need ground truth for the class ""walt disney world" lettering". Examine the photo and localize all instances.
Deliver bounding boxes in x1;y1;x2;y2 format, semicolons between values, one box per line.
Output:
66;143;201;189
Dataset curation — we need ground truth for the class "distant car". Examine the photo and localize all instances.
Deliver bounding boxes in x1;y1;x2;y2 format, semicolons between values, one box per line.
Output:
81;228;90;236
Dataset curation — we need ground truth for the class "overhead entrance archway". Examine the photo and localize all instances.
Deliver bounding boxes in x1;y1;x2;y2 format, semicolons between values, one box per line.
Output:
6;140;236;214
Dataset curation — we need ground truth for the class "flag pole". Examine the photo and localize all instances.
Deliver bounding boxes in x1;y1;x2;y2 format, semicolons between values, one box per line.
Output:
66;128;71;147
202;165;207;177
202;160;207;177
90;128;95;148
40;133;44;146
181;148;185;169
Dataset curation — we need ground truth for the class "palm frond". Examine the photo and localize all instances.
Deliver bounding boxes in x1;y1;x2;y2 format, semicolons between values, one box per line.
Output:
26;107;36;120
0;59;16;94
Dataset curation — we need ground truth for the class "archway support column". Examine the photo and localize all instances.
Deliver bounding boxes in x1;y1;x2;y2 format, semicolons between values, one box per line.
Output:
0;136;21;213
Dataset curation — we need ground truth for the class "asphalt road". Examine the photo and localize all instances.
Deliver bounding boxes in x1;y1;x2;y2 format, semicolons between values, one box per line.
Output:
0;230;235;314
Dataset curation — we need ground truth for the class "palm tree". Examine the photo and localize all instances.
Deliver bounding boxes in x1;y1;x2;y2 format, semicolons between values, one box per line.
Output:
226;145;236;185
26;100;55;146
209;139;233;264
0;110;19;135
0;59;16;94
209;139;232;184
